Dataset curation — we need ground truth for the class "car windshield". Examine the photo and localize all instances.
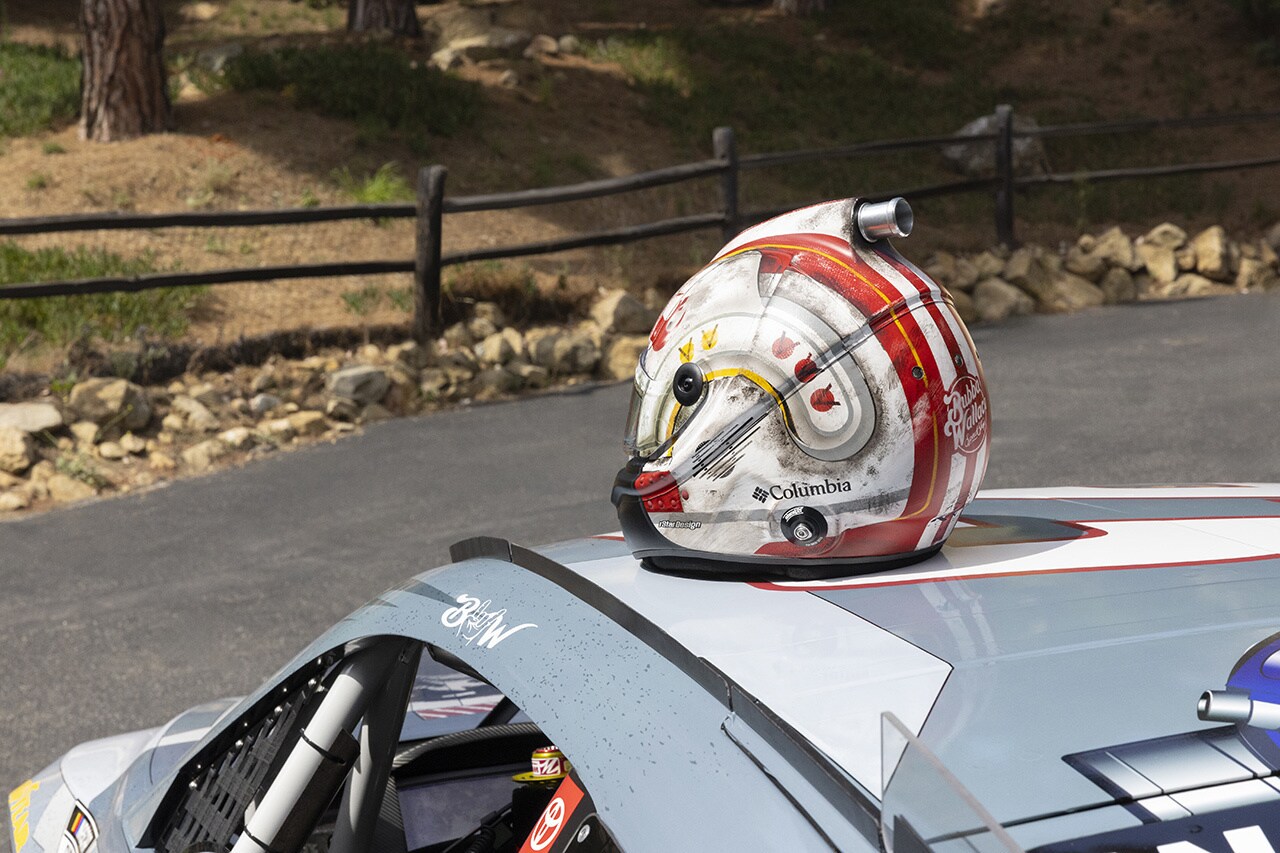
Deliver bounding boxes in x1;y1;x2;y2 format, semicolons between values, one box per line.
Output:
399;651;529;742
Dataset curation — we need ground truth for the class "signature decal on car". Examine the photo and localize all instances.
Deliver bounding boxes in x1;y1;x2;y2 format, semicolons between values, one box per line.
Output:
441;594;537;649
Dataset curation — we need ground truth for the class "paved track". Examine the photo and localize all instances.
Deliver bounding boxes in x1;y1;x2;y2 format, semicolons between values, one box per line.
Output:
1;293;1277;844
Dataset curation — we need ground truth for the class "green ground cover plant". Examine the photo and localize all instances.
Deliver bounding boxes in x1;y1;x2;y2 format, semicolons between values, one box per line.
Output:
586;0;1221;232
0;42;81;138
334;162;414;203
0;243;204;370
224;43;481;151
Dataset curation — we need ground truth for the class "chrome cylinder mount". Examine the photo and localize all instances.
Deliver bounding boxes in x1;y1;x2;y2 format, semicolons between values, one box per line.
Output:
856;197;913;242
1198;689;1280;730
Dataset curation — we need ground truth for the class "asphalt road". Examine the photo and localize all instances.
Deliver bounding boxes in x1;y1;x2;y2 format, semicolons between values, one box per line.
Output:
1;292;1277;846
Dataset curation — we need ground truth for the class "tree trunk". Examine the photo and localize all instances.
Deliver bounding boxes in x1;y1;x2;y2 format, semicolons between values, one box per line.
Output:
773;0;829;14
348;0;423;38
80;0;171;142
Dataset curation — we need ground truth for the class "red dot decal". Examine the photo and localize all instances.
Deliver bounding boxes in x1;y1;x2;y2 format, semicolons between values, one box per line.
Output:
810;384;841;412
794;354;819;384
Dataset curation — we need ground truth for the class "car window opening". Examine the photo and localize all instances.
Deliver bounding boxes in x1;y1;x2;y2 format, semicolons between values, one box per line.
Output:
156;640;618;853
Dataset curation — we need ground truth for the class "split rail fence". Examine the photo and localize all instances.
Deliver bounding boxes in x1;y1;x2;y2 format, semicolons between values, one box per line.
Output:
3;105;1280;342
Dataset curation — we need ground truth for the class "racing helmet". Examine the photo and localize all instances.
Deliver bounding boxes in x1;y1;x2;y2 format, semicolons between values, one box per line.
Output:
611;198;991;580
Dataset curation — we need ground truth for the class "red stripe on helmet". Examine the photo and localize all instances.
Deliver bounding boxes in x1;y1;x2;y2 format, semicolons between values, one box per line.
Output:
724;234;951;556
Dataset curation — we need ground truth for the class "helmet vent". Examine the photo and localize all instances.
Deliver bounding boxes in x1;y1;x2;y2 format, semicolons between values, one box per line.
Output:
856;197;914;241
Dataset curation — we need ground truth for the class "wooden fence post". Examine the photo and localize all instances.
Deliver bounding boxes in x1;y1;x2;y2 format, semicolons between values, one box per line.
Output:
413;165;447;343
993;104;1016;247
713;126;739;243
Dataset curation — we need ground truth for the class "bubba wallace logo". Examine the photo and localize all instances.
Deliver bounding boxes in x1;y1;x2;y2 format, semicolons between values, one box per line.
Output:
942;374;988;455
441;594;537;649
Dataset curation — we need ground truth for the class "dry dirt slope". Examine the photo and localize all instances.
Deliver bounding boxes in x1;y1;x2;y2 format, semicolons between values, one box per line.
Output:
2;0;1280;355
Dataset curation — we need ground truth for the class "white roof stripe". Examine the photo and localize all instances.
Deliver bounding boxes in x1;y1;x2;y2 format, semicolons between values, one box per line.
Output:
572;554;952;798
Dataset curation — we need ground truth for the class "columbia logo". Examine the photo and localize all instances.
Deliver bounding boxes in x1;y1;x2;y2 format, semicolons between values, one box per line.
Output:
752;487;770;503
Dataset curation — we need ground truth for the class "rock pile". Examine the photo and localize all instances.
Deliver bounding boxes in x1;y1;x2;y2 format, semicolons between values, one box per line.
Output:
925;223;1278;324
423;1;581;72
1;221;1273;516
0;288;658;514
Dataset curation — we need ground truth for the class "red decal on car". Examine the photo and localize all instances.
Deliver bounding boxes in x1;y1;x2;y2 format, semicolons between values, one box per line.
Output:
519;776;586;853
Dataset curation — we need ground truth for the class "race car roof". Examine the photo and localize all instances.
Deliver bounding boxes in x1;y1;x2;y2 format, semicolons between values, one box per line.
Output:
538;484;1280;829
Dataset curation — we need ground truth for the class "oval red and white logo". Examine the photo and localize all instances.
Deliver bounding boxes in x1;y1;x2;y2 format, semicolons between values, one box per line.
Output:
942;374;988;455
528;797;566;851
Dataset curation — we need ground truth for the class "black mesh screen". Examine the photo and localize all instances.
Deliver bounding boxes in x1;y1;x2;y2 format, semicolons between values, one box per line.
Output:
155;674;323;853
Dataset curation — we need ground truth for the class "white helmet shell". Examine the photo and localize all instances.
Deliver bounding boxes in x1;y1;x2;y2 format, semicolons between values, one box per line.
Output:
612;198;991;579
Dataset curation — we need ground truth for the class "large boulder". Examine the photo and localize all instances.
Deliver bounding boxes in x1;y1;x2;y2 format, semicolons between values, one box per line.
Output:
1063;246;1106;282
1238;257;1279;291
474;367;524;399
591;289;657;335
1157;274;1237;299
326;365;390;406
171;395;220;433
949;289;978;324
0;427;37;474
1192;226;1236;281
477;328;524;365
924;252;957;287
950;258;980;292
942;111;1047;177
182;439;227;472
447;29;533;62
1142;222;1187;250
559;328;602;374
1135;242;1178;284
0;402;63;434
602;335;649;381
1100;267;1138;303
1001;247;1055;304
1091;227;1140;271
1048;272;1106;311
288;411;329;437
973;278;1034;322
527;326;601;375
69;378;151;431
47;473;96;503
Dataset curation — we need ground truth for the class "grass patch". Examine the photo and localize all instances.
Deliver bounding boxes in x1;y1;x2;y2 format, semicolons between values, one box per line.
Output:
55;454;110;490
185;159;237;209
442;262;586;326
339;284;413;316
0;43;81;138
224;43;481;150
0;243;205;370
583;2;1229;232
334;162;414;203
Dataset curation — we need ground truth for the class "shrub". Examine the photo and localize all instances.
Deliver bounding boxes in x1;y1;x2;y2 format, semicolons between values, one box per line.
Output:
0;43;81;138
333;162;414;203
224;44;480;145
0;243;205;361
